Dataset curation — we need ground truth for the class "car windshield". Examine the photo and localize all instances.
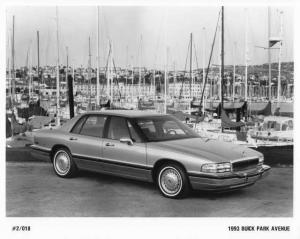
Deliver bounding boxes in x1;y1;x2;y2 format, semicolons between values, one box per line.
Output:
134;115;200;142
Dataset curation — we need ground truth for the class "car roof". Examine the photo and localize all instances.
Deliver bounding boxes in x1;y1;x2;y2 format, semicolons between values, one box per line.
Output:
83;110;164;118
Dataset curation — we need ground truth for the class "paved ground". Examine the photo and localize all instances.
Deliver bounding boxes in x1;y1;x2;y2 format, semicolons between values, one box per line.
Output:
6;162;293;217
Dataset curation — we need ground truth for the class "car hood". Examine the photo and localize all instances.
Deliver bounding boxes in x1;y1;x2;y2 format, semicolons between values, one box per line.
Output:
151;137;261;163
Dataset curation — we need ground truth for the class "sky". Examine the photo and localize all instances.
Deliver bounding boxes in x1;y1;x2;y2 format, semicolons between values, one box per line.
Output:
6;6;294;70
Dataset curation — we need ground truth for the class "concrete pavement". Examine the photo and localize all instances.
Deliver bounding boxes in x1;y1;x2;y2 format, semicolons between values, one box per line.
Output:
6;162;293;217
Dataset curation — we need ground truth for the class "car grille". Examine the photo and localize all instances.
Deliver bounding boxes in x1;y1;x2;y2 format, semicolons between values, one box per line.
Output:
232;158;259;172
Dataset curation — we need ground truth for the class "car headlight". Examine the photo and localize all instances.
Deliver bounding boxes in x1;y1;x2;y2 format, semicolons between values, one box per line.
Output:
201;162;232;173
258;155;264;164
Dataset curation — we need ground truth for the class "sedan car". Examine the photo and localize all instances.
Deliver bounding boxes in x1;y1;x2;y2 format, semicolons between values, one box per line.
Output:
31;110;270;199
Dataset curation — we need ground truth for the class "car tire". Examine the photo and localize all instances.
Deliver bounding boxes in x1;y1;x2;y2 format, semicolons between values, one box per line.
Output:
52;148;77;178
157;163;190;199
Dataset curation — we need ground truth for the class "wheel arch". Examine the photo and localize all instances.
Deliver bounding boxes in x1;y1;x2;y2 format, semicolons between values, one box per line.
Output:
152;158;188;182
50;144;71;162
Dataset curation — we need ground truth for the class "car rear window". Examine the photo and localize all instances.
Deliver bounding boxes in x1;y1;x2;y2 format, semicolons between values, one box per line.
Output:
71;116;87;134
72;115;107;138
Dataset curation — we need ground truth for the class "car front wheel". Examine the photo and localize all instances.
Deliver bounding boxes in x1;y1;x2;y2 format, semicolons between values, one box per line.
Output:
157;163;190;199
53;148;77;178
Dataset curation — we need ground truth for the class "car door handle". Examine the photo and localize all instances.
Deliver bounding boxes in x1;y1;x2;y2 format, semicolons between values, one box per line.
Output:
105;142;115;147
69;137;78;141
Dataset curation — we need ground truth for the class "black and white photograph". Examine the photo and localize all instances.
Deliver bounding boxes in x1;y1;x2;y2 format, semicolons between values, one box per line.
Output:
1;0;299;238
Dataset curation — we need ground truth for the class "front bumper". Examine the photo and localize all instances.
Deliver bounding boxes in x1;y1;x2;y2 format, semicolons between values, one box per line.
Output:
189;165;271;191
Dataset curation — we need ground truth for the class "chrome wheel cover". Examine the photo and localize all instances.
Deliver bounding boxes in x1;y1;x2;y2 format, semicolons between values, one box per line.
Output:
54;150;71;176
159;166;183;197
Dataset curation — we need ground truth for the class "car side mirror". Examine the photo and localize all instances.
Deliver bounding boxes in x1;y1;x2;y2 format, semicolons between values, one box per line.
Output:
120;137;134;146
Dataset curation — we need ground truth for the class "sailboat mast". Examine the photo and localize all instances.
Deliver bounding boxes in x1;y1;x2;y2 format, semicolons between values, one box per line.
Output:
219;25;222;101
96;6;100;107
245;8;248;101
66;46;69;85
106;41;110;98
198;9;221;116
150;68;153;96
233;41;236;100
138;35;142;99
37;30;40;101
29;44;33;99
153;69;155;98
65;46;69;117
126;45;128;96
88;36;92;108
110;42;113;103
173;61;176;97
164;47;168;114
277;11;283;102
7;30;11;99
11;16;15;105
202;27;206;113
56;7;60;126
67;46;74;119
131;56;134;101
10;15;15;137
268;7;272;100
221;6;224;109
141;38;145;96
189;33;193;99
27;42;30;99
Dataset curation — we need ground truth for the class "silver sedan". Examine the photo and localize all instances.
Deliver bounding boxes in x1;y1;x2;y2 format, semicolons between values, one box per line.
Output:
31;110;270;199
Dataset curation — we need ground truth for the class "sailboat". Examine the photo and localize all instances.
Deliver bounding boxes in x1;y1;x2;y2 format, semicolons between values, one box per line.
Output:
192;7;293;164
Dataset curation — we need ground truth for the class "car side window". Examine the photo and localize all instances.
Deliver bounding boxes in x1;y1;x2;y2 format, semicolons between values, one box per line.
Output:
107;117;131;140
79;115;107;138
71;116;87;134
163;120;185;135
127;120;141;143
137;119;157;139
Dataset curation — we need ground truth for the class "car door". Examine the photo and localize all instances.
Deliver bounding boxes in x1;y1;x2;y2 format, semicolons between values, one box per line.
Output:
102;116;150;181
67;114;107;169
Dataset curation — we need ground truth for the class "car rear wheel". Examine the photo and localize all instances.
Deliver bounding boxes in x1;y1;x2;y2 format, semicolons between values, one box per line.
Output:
53;148;77;178
157;163;190;199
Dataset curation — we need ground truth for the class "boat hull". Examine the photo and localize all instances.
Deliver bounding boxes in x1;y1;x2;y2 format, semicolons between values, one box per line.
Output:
254;145;293;166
